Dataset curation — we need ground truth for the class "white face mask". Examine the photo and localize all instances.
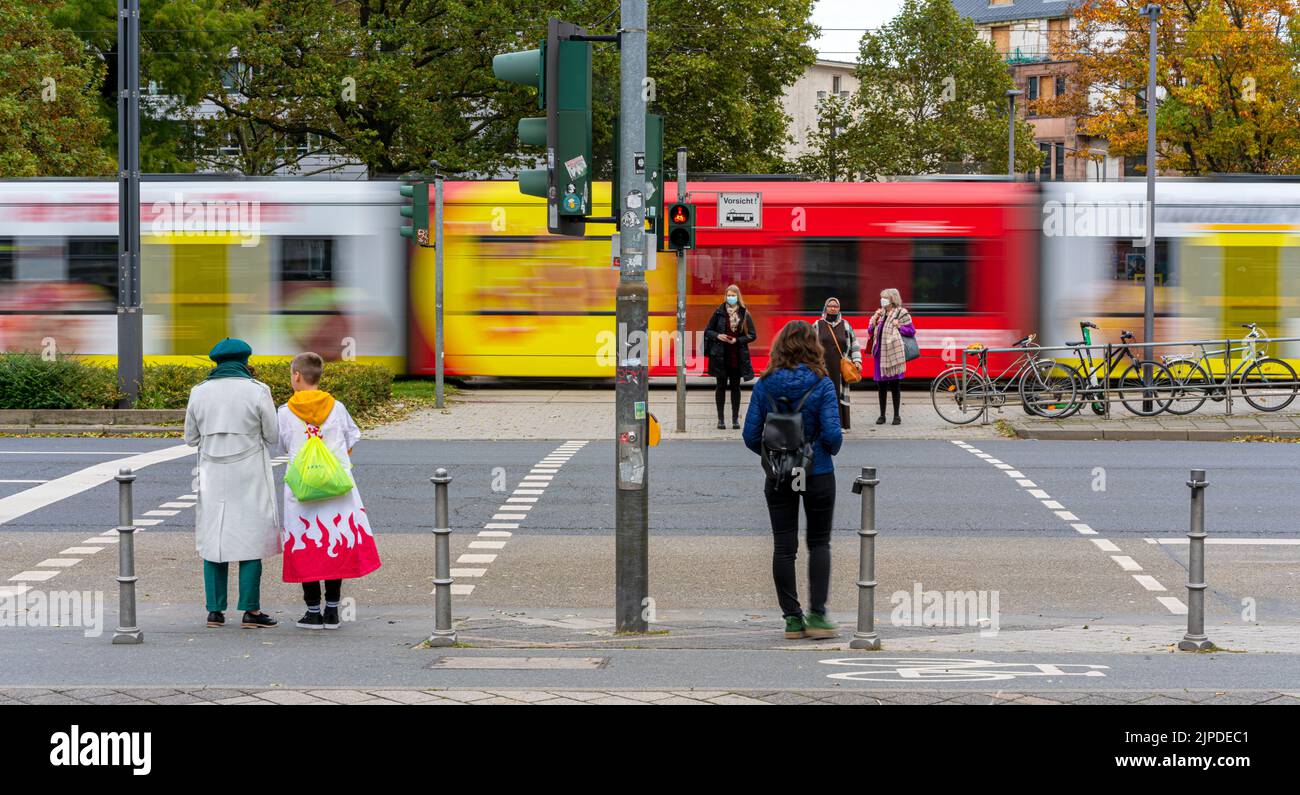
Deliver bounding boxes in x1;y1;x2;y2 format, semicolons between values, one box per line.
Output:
881;297;890;308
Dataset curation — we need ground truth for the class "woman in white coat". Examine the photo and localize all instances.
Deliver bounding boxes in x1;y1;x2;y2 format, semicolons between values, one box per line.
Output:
183;338;281;629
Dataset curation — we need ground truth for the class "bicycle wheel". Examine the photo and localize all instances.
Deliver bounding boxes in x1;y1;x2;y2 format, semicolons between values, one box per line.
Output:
931;367;989;425
1160;360;1210;416
1117;360;1174;416
1241;358;1298;412
1018;359;1078;419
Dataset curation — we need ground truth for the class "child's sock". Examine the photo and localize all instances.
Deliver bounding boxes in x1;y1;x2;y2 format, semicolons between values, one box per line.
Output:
325;601;339;610
306;604;321;614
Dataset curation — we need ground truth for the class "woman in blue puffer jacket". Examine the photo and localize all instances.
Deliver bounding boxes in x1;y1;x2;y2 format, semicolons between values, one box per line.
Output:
742;320;843;640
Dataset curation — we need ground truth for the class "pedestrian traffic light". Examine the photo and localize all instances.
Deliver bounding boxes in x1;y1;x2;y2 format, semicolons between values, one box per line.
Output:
493;19;592;237
399;180;430;246
667;202;695;251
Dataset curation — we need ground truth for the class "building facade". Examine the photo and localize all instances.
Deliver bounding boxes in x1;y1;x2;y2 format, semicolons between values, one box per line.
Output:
780;59;861;162
954;0;1125;181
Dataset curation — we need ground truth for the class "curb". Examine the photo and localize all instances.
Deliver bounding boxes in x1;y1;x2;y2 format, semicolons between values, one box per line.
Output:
1009;426;1300;441
0;425;181;436
0;409;184;425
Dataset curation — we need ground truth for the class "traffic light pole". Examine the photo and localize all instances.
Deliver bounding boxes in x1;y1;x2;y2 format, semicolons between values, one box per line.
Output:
675;147;687;434
434;172;445;409
116;0;143;407
615;0;649;633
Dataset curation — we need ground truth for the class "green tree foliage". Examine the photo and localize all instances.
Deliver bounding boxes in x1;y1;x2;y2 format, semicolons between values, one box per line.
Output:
0;0;117;177
800;0;1041;179
47;0;816;178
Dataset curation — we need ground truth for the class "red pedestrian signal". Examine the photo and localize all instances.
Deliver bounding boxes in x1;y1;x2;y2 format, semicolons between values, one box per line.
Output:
667;203;694;251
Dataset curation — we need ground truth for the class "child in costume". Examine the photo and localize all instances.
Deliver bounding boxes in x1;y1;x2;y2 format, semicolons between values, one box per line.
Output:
277;352;381;629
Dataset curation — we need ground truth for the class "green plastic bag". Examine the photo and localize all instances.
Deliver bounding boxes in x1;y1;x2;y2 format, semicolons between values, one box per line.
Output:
285;435;355;502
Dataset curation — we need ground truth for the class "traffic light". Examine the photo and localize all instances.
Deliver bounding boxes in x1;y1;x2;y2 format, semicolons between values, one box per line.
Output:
493;19;592;237
399;180;430;246
667;202;695;251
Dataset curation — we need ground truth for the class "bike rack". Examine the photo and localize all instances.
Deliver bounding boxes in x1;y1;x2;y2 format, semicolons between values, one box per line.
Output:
944;334;1300;424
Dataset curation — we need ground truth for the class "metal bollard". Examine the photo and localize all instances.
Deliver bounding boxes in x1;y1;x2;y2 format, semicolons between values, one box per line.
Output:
426;468;457;646
111;468;143;644
1178;469;1214;651
849;466;881;650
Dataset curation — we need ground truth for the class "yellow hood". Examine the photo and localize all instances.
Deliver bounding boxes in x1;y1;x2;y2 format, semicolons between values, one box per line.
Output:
287;389;335;426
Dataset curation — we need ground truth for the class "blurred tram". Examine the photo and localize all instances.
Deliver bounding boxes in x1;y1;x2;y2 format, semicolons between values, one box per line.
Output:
1;178;1297;378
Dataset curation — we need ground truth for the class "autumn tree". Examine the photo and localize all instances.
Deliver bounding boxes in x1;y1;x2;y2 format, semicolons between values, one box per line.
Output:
0;0;116;177
1050;0;1300;175
804;0;1041;179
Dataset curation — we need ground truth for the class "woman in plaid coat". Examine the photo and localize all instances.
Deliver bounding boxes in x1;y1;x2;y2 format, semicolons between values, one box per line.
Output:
866;288;916;426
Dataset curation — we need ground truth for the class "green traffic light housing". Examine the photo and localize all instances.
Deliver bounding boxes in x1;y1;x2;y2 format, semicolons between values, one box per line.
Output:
493;19;592;236
399;181;430;245
667;202;695;251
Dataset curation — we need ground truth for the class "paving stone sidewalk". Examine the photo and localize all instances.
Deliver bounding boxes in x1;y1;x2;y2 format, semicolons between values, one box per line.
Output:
368;386;994;441
4;686;1297;706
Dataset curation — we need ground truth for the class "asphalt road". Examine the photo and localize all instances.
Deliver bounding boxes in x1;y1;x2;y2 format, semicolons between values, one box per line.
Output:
2;437;1297;692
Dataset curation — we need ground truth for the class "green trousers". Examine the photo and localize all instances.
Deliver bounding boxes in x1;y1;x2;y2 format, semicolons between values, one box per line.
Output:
203;559;262;613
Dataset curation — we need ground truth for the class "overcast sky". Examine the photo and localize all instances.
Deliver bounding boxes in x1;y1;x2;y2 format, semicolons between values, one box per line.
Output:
810;0;907;61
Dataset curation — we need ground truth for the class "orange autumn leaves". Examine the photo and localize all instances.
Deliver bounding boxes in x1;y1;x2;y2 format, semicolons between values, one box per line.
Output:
1043;0;1300;175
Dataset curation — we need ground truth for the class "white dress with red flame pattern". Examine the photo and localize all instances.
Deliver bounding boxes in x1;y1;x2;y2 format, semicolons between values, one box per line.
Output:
276;401;381;583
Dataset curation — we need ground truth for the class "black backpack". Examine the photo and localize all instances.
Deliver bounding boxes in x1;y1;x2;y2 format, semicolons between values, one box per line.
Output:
761;384;817;484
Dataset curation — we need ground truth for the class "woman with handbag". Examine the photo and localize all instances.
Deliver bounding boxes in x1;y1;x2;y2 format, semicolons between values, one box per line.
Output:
815;297;862;430
866;288;918;426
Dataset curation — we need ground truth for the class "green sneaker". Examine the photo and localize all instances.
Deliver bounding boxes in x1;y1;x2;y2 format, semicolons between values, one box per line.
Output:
783;614;807;639
804;612;840;639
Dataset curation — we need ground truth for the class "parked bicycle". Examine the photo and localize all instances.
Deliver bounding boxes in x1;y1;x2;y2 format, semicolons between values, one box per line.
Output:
1049;322;1174;418
930;334;1076;425
1159;323;1298;414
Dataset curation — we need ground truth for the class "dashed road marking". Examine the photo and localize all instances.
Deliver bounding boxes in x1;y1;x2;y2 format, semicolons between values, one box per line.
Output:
950;439;1184;614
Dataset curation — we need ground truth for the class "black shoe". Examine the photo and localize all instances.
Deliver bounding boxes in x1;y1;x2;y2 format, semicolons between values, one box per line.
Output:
875;415;886;425
892;415;902;425
206;611;224;628
731;419;740;429
716;420;725;429
241;610;278;629
323;606;341;629
296;610;324;630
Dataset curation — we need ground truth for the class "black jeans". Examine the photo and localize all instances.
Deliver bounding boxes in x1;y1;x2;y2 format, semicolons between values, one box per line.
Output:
878;379;901;417
764;472;835;617
302;580;342;607
715;367;742;421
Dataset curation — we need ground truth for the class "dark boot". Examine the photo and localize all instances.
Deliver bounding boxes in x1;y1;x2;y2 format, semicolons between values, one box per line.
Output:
206;611;224;628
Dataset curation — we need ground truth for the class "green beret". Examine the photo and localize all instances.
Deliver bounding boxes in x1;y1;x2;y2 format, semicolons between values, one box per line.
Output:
208;337;253;363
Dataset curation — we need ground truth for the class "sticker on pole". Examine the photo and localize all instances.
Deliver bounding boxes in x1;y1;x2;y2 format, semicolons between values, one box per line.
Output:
718;192;762;229
564;155;588;180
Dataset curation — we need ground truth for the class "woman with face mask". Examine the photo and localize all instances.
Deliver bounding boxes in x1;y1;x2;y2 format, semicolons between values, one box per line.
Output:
704;285;757;429
815;297;862;430
866;288;916;425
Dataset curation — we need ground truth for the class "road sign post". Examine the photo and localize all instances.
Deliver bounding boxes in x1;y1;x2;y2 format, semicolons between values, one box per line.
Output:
675;147;687;434
614;0;649;634
116;0;143;407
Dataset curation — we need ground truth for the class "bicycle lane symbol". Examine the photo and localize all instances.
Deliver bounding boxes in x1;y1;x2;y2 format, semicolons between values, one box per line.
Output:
820;658;1109;683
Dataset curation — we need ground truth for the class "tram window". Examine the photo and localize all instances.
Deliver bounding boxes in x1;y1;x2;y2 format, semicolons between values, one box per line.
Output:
911;239;969;313
66;238;118;293
801;239;859;311
1111;239;1172;286
280;237;334;282
0;239;13;281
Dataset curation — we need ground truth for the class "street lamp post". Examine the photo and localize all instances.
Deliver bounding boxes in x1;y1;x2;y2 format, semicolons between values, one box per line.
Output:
1140;4;1161;351
1006;89;1024;179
